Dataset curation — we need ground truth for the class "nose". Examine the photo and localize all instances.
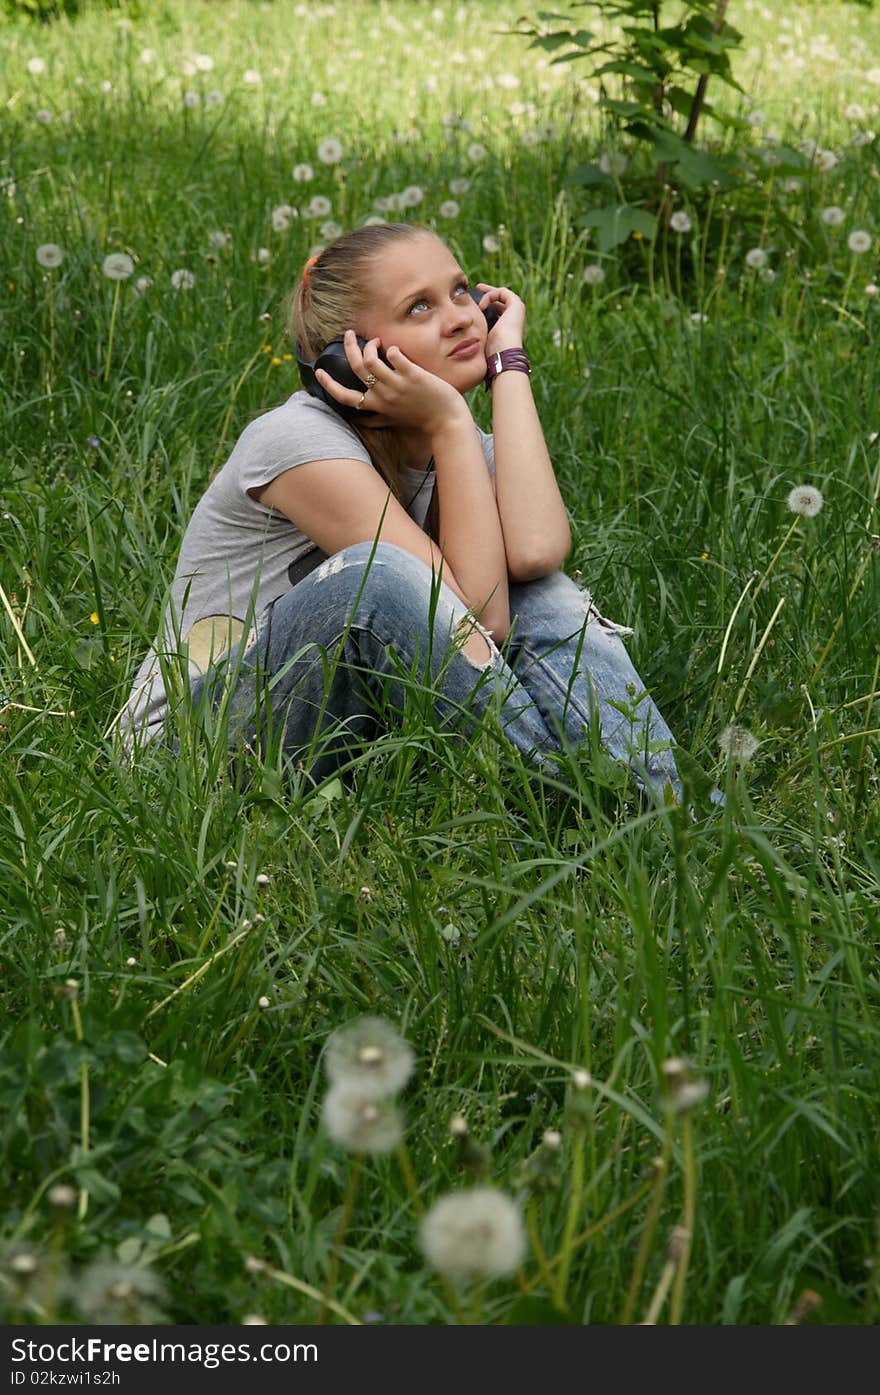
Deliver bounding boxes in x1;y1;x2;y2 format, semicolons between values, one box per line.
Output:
444;296;476;336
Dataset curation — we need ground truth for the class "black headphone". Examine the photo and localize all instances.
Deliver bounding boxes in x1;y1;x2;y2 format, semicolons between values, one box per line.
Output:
296;290;501;420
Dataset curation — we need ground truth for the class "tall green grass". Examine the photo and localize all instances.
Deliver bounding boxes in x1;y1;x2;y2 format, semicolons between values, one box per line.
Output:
1;0;879;1325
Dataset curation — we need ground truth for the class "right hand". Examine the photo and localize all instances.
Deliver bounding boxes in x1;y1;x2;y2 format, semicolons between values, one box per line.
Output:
315;330;469;438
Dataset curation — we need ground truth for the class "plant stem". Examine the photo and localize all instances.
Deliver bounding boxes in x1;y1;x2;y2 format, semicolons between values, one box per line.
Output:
104;280;121;383
669;1110;696;1324
318;1156;361;1325
752;518;799;600
70;995;90;1222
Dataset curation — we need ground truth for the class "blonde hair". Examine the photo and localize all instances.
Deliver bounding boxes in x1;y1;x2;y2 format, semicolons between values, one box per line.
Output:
288;223;441;540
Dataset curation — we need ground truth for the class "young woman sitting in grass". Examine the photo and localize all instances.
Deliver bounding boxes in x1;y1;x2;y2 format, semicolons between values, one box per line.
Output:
122;222;681;797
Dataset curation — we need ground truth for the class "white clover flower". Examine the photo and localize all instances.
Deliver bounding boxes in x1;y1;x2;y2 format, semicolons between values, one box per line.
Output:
439;200;460;219
305;194;331;218
102;252;134;281
34;109;53;125
599;151;627;176
669;210;692;234
449;177;470;196
419;1188;526;1282
322;1085;403;1154
170;268;195;290
317;138;343;164
183;91;200;109
787;483;824;517
36;243;64;269
820;205;845;227
271;204;297;232
27;57;47;76
718;724;759;763
467;142;487;162
208;230;231;249
847;229;872;254
324;1015;415;1098
399;185;424;208
194;53;214;72
243;69;261;86
583;264;605;285
205;90;223;108
292;163;314;182
133;276;152;295
745;247;768;269
320;219;343;239
482;233;501;253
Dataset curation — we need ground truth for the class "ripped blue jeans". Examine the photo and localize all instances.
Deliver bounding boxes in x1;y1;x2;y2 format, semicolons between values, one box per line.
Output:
198;541;681;798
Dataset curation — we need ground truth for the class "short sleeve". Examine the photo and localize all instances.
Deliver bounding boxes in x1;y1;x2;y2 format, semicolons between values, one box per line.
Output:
231;392;373;498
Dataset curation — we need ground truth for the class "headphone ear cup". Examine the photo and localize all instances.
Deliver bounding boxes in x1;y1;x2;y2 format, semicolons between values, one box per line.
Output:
314;336;369;393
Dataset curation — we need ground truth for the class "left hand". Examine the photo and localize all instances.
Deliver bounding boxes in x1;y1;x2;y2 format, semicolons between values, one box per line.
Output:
474;283;526;356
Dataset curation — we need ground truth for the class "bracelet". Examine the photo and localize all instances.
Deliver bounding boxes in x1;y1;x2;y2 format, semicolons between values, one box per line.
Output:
484;348;531;389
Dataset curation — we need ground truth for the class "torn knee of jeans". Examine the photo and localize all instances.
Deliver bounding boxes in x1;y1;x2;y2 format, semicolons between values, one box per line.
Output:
455;615;499;669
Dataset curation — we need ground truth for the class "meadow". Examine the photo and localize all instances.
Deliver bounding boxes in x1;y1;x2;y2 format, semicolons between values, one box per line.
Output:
1;0;879;1326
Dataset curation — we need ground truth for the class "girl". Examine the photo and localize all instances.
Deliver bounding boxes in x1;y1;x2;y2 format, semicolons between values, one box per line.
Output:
122;222;681;798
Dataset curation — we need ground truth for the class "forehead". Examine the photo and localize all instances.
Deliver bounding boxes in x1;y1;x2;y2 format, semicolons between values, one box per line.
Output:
366;235;461;304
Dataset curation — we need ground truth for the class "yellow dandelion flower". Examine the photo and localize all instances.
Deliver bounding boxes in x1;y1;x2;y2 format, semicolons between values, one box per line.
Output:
261;344;272;354
271;356;282;366
89;612;100;625
282;353;293;361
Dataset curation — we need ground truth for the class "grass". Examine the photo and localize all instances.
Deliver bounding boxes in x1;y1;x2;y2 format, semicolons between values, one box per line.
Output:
1;0;879;1326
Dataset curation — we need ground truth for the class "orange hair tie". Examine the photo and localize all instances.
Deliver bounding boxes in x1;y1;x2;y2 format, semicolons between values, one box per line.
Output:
301;253;321;289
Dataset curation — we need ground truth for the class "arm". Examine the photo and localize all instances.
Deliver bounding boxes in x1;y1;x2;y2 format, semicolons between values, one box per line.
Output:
314;332;509;640
476;284;572;582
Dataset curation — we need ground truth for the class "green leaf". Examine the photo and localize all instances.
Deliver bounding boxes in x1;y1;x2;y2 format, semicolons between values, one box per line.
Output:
580;204;658;251
565;161;611;188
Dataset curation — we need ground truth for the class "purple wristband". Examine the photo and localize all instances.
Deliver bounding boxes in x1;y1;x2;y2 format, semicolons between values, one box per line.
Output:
484;348;531;388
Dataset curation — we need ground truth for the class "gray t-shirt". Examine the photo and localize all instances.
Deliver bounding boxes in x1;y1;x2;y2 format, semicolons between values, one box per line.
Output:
121;390;495;741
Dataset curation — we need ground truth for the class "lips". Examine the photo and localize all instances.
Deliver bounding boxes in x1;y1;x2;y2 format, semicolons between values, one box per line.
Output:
448;338;481;359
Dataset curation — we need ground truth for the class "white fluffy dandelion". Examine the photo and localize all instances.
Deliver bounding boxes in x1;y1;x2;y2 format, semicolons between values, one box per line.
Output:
815;149;838;172
866;283;879;297
324;1015;415;1098
27;57;47;76
321;1085;403;1154
439;200;460;219
102;253;134;281
194;53;214;72
745;247;768;269
305;194;331;218
583;264;606;285
133;276;152;295
847;229;872;254
419;1188;526;1282
820;205;845;227
399;185;424;208
36;243;64;269
317;138;343;164
292;163;314;182
467;142;487;162
208;230;231;249
449;177;470;196
718;725;759;763
34;109;53;125
482;233;501;253
787;483;824;517
183;91;200;109
205;90;223;108
669;210;692;234
599;151;627;176
170;268;195;291
271;204;297;232
243;69;261;86
320;219;343;240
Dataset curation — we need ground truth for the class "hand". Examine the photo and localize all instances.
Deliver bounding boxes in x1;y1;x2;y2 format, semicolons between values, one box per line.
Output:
474;283;527;355
315;330;469;437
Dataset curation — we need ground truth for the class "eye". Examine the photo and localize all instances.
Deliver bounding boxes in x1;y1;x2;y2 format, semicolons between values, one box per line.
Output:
406;296;430;316
453;280;470;297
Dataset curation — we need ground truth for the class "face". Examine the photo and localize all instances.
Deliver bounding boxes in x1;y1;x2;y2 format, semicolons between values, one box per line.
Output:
358;235;488;392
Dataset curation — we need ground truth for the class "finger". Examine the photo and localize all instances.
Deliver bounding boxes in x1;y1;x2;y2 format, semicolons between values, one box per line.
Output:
314;367;374;411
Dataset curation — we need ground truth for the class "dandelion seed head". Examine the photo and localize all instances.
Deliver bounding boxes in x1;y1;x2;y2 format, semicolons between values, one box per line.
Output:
542;1129;562;1150
102;252;134;280
243;69;261;86
321;1084;403;1154
170;268;195;291
47;1184;78;1209
482;233;501;253
27;58;47;76
571;1068;592;1090
669;210;692;233
745;247;768;269
467;142;487;162
36;243;64;269
419;1188;526;1282
34;109;53;125
583;264;605;285
718;724;760;763
324;1015;414;1098
847;229;872;254
317;138;343;164
449;177;470;196
292;163;314;182
787;483;824;517
183;91;200;109
820;205;845;227
205;90;223;108
271;204;297;232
